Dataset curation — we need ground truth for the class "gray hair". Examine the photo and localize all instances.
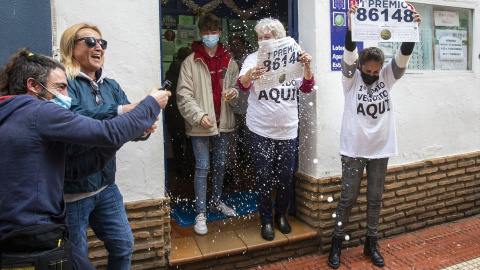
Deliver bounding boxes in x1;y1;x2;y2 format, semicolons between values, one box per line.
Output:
254;18;286;39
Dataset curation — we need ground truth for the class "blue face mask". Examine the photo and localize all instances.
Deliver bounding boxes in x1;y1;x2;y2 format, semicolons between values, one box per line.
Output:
37;82;72;109
51;92;72;109
202;34;219;48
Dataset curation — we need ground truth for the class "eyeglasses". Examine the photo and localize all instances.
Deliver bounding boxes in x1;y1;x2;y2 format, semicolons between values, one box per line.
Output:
74;37;108;50
89;80;104;105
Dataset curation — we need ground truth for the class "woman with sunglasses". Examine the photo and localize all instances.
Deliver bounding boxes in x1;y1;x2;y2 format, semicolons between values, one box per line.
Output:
59;23;152;270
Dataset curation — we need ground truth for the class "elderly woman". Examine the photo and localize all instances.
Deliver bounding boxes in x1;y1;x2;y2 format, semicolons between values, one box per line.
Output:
238;18;315;241
59;23;153;269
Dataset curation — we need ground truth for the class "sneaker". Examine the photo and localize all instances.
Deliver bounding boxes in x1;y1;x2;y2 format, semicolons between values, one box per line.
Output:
194;213;208;235
209;201;237;216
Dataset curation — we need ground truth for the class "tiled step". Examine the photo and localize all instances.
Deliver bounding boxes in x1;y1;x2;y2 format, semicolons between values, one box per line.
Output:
168;213;318;266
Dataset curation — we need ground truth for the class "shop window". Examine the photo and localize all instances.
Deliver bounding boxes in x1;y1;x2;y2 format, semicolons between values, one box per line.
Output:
373;3;473;71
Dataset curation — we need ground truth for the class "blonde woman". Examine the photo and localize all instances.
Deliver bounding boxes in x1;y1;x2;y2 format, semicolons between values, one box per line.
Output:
60;23;154;270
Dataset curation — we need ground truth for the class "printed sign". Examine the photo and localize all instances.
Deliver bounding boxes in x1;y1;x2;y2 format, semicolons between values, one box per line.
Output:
434;11;460;27
256;37;303;91
439;36;463;61
177;25;196;41
435;28;468;70
162;15;178;30
351;0;419;42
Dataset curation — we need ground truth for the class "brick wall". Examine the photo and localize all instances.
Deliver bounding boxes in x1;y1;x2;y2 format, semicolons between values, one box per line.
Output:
295;151;480;251
87;197;171;270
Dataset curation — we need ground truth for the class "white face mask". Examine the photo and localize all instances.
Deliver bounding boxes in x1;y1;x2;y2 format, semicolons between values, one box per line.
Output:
202;34;219;48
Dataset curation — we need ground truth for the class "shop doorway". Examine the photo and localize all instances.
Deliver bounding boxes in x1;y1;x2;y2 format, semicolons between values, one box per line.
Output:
161;0;297;213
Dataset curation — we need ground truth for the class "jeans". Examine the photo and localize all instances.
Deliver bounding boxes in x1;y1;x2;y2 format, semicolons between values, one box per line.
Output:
250;131;297;224
333;155;389;238
72;244;96;270
66;183;134;270
191;132;230;213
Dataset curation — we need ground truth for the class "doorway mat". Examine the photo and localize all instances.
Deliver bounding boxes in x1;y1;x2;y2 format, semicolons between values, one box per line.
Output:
170;190;258;227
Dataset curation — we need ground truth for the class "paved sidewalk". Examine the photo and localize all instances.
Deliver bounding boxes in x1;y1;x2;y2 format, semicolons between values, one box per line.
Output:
250;215;480;270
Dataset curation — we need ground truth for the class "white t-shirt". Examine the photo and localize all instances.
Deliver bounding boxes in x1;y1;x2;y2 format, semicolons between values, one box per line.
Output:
239;51;303;140
340;57;398;159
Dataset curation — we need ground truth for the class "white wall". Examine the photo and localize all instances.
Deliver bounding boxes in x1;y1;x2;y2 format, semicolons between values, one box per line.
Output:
51;0;165;201
297;0;480;179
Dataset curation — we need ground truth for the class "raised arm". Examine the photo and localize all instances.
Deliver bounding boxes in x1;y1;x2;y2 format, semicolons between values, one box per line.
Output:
392;10;422;79
36;89;169;148
341;4;359;79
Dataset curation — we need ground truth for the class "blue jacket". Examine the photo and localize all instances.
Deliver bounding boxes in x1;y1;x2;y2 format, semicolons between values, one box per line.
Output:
0;95;160;235
64;73;131;194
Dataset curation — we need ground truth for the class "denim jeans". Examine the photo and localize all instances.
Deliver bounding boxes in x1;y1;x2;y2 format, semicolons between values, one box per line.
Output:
66;183;134;270
249;131;297;224
191;132;229;213
72;244;96;270
333;155;389;238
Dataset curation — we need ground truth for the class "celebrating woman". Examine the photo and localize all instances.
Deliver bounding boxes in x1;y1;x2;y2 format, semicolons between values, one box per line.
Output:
238;18;315;241
327;5;422;269
60;23;156;269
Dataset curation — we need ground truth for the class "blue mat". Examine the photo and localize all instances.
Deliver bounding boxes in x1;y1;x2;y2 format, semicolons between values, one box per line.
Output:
171;190;258;227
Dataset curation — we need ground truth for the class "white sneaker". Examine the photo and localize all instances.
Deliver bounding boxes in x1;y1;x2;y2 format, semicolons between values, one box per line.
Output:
209;201;237;216
194;213;208;235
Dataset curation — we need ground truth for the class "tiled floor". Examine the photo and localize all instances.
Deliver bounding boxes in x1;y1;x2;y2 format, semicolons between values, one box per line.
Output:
249;215;480;270
169;212;318;266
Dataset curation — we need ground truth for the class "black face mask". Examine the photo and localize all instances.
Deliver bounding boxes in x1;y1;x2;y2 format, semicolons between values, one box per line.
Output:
361;71;379;85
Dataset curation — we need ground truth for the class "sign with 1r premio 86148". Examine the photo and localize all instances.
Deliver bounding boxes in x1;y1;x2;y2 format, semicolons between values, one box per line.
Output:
351;0;419;42
256;37;304;92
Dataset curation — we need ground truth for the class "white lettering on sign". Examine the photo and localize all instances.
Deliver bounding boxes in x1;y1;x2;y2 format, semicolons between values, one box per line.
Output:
332;45;345;51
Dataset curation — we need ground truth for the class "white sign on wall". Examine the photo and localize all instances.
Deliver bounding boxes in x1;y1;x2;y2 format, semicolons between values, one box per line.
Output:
434;11;460;27
439;36;463;61
351;0;419;42
177;25;196;41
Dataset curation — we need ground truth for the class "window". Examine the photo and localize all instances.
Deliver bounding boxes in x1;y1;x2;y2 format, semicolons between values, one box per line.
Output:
374;3;472;71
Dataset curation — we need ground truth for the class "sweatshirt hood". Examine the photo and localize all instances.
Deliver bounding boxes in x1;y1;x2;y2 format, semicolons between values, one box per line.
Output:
0;95;40;124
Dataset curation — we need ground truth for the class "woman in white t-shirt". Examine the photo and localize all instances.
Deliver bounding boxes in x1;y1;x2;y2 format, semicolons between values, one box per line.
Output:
238;18;315;241
328;5;422;269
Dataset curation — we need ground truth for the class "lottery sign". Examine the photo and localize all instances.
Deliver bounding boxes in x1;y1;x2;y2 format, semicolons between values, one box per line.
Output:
256;37;304;91
351;0;419;42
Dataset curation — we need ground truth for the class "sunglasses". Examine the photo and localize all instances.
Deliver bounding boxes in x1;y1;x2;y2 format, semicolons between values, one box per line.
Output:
74;37;108;50
89;80;104;105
